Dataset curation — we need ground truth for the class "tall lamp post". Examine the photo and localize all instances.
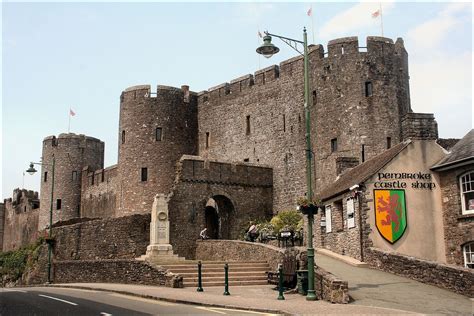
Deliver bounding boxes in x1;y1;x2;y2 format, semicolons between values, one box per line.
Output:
26;157;55;284
256;27;317;301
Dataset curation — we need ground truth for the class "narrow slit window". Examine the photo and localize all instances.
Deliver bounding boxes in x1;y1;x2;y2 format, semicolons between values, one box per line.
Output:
121;130;126;144
331;138;338;152
141;167;148;182
205;132;210;149
246;115;251;135
56;199;62;210
361;144;366;162
155;127;162;141
365;81;373;97
72;171;78;181
101;170;105;182
387;137;392;149
283;114;286;132
312;90;317;104
44;171;48;183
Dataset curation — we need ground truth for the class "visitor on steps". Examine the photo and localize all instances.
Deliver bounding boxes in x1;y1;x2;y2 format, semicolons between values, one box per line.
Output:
248;222;258;242
200;227;209;240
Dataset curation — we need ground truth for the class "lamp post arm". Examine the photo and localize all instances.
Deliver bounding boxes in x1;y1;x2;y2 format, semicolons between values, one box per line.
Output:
264;31;304;56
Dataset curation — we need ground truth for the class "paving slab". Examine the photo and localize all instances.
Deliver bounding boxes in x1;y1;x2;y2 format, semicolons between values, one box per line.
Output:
47;283;418;315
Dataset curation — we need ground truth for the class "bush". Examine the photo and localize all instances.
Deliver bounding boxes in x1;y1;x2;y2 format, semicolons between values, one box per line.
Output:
270;209;303;233
0;238;44;284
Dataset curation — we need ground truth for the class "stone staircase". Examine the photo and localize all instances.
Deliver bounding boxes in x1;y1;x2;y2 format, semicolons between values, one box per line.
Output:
161;261;270;287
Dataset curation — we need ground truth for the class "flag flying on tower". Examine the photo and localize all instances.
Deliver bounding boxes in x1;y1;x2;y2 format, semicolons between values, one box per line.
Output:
258;30;263;38
307;6;312;16
372;10;380;18
70;108;76;116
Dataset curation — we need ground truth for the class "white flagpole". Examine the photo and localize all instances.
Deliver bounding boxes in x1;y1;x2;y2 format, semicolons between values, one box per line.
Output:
68;110;71;133
380;2;384;36
311;4;315;44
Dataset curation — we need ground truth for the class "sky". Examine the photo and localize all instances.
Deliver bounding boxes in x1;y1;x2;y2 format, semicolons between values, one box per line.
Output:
1;1;472;199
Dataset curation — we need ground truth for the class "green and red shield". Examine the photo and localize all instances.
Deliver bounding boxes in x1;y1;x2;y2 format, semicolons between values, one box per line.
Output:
374;189;407;244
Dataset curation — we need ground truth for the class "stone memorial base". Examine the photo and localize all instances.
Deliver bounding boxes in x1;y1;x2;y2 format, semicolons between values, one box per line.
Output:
138;243;185;263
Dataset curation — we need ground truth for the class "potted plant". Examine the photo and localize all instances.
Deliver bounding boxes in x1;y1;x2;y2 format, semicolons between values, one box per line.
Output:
296;197;321;215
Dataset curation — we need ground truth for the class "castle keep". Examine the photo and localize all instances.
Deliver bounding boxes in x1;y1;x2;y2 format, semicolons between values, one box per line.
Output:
2;36;438;258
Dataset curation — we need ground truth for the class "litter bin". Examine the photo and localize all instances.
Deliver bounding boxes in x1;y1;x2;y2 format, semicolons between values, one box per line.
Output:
296;270;308;295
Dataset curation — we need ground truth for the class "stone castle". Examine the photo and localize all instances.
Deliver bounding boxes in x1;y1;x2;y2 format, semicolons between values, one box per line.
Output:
1;36;439;258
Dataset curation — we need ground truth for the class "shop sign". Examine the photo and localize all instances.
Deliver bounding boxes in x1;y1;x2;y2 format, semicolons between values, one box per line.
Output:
374;172;436;190
374;189;407;244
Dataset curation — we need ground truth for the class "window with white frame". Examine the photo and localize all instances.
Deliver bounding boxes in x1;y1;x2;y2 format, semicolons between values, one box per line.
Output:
325;205;332;233
463;242;474;269
460;171;474;215
346;197;355;228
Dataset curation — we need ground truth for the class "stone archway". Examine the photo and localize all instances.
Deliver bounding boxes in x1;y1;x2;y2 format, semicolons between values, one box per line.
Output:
204;195;235;240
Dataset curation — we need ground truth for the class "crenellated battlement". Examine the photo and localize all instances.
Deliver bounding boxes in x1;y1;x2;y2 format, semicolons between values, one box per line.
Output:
3;188;39;214
121;84;196;104
177;155;272;187
82;164;118;189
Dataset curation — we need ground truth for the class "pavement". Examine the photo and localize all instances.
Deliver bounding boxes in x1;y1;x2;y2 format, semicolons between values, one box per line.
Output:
46;283;418;315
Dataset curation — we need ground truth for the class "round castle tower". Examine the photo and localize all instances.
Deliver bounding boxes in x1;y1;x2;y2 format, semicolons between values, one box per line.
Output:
310;36;413;191
117;84;198;216
39;133;104;229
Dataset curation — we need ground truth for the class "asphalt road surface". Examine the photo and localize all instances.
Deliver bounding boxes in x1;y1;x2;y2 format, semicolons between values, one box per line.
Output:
0;287;279;316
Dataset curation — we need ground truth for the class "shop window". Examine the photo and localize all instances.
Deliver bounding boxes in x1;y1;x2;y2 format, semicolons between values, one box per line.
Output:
463;242;474;269
156;127;163;141
56;199;61;210
325;205;332;233
331;138;338;152
460;171;474;215
347;197;355;228
141;167;148;182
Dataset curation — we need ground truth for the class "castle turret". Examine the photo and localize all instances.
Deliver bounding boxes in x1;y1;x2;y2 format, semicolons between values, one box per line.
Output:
117;84;198;216
39;133;104;229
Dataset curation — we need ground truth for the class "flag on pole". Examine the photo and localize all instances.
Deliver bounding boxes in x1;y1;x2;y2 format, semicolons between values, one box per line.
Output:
69;108;76;116
258;30;263;38
372;10;380;18
307;6;312;16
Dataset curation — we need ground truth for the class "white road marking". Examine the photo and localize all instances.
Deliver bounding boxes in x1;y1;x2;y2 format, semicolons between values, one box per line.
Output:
195;306;227;314
209;307;279;315
38;294;78;306
108;293;176;306
2;289;27;293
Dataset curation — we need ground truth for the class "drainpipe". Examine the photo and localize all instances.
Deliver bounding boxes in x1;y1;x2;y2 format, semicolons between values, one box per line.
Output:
356;187;365;262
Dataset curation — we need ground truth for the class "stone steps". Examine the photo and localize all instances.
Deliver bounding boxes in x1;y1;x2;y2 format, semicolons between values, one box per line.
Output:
163;260;270;288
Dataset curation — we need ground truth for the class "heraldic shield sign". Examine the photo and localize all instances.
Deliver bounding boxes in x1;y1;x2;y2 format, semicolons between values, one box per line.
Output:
374;189;407;244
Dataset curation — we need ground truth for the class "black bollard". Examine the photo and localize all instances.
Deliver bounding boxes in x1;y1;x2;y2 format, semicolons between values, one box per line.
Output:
278;264;285;300
223;263;230;295
197;261;203;292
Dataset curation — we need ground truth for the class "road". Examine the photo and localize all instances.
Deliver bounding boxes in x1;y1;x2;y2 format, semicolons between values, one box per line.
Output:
315;252;472;315
0;287;279;316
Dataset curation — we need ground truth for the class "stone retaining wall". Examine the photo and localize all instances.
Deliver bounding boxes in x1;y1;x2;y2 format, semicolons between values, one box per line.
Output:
366;247;474;297
53;259;182;288
196;240;349;303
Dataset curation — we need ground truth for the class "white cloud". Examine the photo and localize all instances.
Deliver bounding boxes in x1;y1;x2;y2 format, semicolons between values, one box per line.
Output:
319;1;395;40
407;2;470;50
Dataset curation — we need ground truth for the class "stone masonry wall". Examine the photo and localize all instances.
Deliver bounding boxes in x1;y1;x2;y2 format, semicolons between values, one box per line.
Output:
0;203;4;250
40;133;104;229
366;247;474;297
169;156;273;259
52;214;149;260
401;113;438;141
438;165;474;266
53;259;182;288
117;85;198;216
81;165;119;218
2;189;40;251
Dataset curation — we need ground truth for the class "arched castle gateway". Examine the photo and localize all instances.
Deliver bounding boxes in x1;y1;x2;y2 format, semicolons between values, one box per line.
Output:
31;36;437;258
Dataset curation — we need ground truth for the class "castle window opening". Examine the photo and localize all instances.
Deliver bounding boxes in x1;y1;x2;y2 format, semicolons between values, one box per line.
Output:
365;81;373;97
361;144;366;162
141;167;148;182
244;158;249;162
463;242;474;268
91;174;94;185
121;130;125;144
56;199;62;210
312;90;317;104
205;132;210;149
283;114;286;132
72;171;78;181
460;171;474;215
44;171;48;183
387;137;392;149
341;46;345;55
155;127;163;141
331;138;338;152
101;170;105;182
246;115;251;135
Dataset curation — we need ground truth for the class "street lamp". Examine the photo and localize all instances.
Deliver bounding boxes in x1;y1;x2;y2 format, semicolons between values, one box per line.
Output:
27;157;55;284
256;28;317;301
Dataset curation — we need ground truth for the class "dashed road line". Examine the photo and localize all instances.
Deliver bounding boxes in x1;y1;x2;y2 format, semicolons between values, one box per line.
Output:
38;294;78;306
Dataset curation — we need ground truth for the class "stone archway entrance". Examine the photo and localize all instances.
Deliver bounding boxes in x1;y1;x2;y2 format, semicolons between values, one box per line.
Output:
204;195;234;239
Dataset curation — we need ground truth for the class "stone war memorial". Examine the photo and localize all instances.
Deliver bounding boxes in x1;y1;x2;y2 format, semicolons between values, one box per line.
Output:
1;32;473;302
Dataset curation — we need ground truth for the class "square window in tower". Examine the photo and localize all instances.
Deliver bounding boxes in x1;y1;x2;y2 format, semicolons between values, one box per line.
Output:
331;138;338;152
365;81;373;97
